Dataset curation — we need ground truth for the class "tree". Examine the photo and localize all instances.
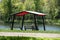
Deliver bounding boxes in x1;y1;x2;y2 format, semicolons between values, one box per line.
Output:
1;0;12;20
55;0;60;19
34;0;40;11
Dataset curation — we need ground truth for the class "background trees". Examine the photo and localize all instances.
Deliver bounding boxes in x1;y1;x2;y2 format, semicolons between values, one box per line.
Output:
0;0;60;24
55;0;60;19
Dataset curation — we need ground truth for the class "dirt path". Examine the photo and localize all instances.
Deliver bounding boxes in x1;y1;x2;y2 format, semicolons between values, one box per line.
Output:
0;32;60;38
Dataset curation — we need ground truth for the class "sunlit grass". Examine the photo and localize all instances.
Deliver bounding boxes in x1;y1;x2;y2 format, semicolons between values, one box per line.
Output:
0;36;60;40
0;29;60;34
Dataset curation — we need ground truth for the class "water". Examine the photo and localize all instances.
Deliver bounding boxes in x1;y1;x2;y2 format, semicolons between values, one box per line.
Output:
0;24;60;31
38;25;60;31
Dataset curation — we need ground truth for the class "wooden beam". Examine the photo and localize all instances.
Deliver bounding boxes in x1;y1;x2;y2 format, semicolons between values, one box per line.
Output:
11;15;15;30
34;14;39;30
8;15;12;22
21;15;25;30
8;17;10;22
42;16;46;31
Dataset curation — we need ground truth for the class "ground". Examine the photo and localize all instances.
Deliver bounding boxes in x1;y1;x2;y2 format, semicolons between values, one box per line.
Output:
0;32;60;38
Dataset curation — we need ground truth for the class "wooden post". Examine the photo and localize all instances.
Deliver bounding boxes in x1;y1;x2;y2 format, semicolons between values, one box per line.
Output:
11;15;15;30
42;16;46;31
34;14;39;30
8;17;10;22
21;15;25;30
8;15;12;22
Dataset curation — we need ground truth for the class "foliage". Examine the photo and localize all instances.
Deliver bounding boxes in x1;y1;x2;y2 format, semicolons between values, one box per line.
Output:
0;0;60;25
0;36;60;40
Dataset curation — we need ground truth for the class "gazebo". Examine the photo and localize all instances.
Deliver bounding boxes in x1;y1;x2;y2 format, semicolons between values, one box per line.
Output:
8;11;46;31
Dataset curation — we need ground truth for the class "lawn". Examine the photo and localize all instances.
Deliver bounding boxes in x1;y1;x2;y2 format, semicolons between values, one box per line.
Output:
0;36;60;40
0;29;60;34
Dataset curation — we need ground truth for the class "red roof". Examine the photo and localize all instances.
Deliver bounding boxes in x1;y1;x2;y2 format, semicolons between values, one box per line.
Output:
16;11;29;16
16;11;46;16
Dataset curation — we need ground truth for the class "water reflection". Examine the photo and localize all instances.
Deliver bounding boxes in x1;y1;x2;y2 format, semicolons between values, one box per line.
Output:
0;24;60;31
38;25;60;31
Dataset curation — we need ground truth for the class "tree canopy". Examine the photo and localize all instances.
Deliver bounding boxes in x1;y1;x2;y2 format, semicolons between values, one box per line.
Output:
0;0;60;20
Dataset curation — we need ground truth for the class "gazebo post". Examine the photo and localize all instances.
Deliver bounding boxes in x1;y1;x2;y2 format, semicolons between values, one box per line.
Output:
8;17;10;23
42;16;46;31
21;15;25;30
34;14;39;30
11;15;15;30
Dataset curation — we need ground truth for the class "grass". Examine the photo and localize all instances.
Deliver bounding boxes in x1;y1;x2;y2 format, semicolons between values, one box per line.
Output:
0;36;60;40
0;29;60;34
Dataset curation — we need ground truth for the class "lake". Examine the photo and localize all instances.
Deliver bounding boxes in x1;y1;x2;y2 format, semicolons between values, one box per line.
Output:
0;24;60;31
38;25;60;31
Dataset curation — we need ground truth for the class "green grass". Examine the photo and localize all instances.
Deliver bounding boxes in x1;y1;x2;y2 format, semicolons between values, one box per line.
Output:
0;29;60;34
0;36;60;40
